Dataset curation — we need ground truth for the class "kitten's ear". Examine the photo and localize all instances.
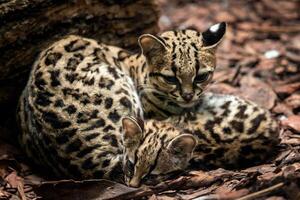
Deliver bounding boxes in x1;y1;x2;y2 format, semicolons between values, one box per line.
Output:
122;117;143;147
202;22;226;49
168;134;197;155
138;34;167;57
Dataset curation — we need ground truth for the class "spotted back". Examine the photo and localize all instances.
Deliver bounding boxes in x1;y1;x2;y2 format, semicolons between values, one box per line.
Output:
17;35;144;180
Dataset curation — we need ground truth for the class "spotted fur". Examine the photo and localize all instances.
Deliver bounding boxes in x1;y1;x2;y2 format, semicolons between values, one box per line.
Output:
17;35;197;187
18;23;279;187
166;93;280;168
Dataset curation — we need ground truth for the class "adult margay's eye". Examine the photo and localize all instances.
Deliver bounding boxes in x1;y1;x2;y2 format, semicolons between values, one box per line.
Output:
194;73;210;83
162;76;178;84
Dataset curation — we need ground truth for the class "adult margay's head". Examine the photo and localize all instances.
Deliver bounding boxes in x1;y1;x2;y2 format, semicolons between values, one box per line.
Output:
139;22;226;108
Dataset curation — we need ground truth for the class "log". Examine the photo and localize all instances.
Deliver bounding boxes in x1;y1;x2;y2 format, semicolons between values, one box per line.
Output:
0;0;159;141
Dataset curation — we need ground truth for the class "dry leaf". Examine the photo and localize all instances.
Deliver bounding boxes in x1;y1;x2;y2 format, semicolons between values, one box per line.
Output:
265;196;286;200
238;76;277;109
187;171;218;188
149;194;159;200
208;83;238;95
272;103;294;116
5;171;26;200
32;179;139;200
281;115;300;133
275;83;300;96
284;94;300;110
216;188;249;200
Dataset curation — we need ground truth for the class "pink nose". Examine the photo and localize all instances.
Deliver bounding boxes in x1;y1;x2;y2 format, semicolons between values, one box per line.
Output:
182;92;194;102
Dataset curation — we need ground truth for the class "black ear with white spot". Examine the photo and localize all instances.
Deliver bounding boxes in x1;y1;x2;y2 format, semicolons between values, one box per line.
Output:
202;22;226;48
138;34;167;57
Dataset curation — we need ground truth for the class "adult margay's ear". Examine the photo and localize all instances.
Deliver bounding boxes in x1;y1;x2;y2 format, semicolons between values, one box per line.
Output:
202;22;226;49
121;116;143;147
138;34;167;57
167;134;197;155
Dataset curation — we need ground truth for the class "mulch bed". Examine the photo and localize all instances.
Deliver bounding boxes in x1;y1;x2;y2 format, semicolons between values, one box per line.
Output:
0;0;299;199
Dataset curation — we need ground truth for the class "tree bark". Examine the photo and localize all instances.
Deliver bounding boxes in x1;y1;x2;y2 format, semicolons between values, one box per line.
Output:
0;0;159;141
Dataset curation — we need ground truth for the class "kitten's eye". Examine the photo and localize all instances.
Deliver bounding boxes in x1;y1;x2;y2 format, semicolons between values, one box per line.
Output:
162;76;178;84
127;160;134;171
125;160;135;177
194;73;210;83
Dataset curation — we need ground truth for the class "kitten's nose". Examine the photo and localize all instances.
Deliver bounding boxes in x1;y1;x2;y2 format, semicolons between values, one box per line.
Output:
129;177;141;187
182;92;194;102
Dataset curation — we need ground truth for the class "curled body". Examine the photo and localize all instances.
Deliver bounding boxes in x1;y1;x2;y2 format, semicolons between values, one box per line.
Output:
17;23;280;188
17;35;197;187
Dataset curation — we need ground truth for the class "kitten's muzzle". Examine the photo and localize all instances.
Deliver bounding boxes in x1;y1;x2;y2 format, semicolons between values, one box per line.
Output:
129;176;142;187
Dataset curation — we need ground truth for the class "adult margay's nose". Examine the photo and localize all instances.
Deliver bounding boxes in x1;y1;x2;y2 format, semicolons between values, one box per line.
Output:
182;92;194;102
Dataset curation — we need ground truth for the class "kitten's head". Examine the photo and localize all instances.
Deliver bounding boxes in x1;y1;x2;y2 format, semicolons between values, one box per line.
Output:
139;22;226;108
121;117;197;187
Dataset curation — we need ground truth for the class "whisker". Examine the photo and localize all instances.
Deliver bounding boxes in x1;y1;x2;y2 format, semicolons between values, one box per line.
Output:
203;81;222;92
137;84;163;93
137;83;155;90
138;88;166;97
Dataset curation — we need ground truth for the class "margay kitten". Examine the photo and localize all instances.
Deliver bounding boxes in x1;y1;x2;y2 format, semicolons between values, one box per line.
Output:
18;22;279;187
